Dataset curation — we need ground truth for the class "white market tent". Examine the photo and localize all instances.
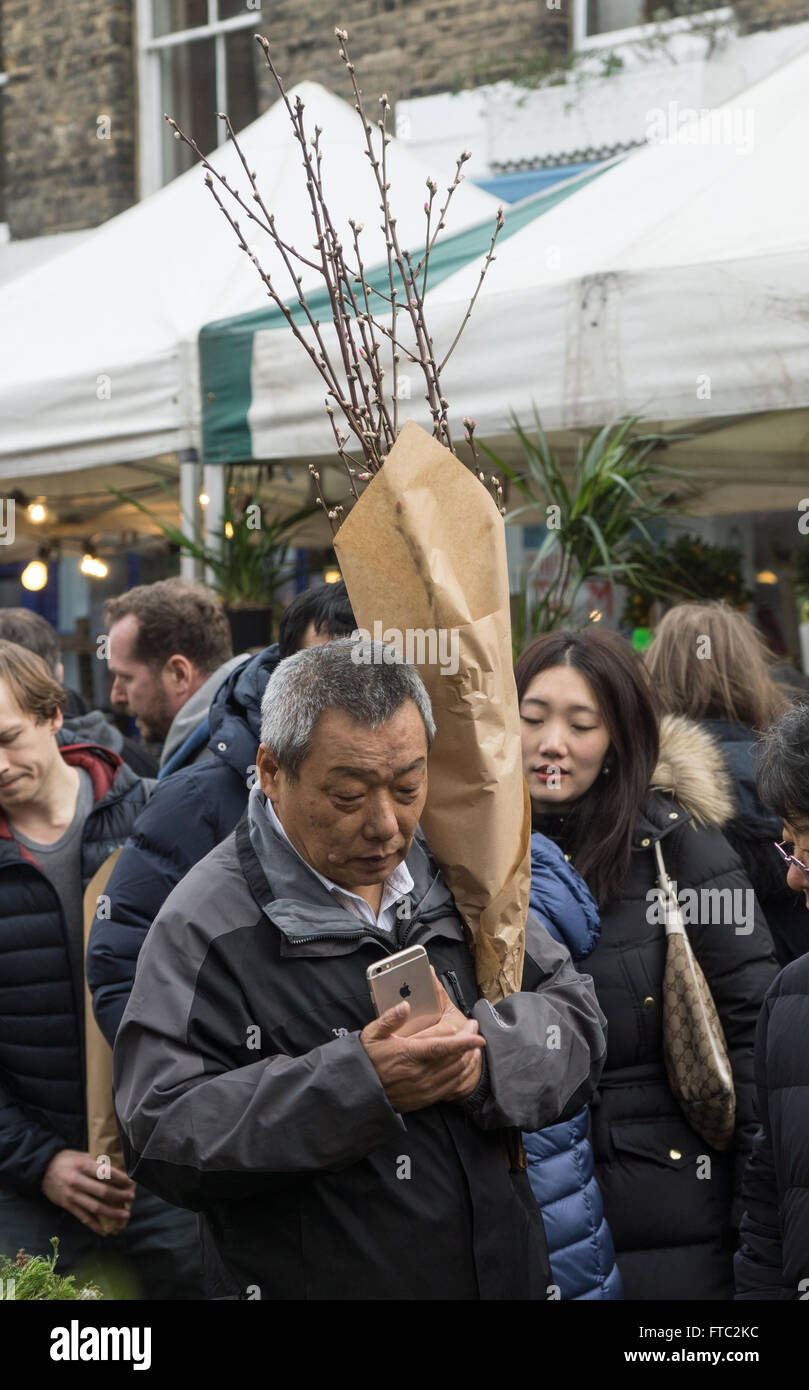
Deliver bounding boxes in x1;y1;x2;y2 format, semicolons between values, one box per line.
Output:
232;45;809;512
0;82;500;482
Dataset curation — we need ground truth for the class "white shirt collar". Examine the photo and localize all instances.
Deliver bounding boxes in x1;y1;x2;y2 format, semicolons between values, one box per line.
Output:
264;797;414;929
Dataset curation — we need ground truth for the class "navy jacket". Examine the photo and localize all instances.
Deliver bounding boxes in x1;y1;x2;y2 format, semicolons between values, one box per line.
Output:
87;646;281;1047
523;834;622;1300
735;951;809;1299
0;742;148;1194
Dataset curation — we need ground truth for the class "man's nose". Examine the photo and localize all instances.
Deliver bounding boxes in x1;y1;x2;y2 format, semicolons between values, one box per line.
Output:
362;795;400;842
109;677;127;706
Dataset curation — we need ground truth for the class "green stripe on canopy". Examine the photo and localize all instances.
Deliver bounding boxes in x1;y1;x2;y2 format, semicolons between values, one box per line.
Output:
199;160;616;463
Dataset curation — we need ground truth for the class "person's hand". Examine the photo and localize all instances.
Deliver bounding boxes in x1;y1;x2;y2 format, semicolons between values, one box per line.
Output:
41;1150;136;1237
361;969;485;1113
410;970;485;1100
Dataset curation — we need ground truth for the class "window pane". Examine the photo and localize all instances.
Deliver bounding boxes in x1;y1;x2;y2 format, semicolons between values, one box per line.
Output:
587;0;718;33
161;37;218;182
152;0;209;39
586;0;645;33
218;0;254;18
225;27;259;135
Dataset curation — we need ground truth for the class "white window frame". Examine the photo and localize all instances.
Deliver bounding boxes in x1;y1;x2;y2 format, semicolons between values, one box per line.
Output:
573;0;734;51
136;0;260;197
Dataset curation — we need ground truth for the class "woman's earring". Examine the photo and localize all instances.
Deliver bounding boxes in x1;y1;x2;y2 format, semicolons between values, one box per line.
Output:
602;763;610;776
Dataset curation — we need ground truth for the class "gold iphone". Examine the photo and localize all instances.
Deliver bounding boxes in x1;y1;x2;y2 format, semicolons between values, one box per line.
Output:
367;945;442;1037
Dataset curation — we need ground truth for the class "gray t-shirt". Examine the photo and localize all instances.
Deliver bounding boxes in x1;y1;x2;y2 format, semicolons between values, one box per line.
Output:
11;768;95;1001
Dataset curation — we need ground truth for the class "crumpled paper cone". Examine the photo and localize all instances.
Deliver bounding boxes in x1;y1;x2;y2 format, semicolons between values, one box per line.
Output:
334;420;530;1002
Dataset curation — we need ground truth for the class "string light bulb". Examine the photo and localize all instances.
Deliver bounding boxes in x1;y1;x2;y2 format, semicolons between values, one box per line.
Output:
27;500;47;524
80;553;109;579
21;559;48;591
199;492;210;508
324;568;341;584
224;521;234;539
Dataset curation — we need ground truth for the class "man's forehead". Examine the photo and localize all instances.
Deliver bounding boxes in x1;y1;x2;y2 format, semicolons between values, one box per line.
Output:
308;702;428;766
108;612;139;652
0;678;30;727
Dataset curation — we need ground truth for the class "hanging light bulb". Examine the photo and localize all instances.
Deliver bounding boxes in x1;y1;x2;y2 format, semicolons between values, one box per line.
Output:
80;553;109;579
323;568;342;584
27;500;47;524
224;520;234;539
21;559;48;591
199;492;210;508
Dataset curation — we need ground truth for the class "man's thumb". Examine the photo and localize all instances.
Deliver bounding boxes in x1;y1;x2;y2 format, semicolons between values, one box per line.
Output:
368;1001;409;1037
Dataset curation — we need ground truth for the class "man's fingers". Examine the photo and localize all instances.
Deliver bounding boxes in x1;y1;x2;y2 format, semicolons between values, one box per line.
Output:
406;1029;486;1062
72;1172;128;1202
106;1166;136;1192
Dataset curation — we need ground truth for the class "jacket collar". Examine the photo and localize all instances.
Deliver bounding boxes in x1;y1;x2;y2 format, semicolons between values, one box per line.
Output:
159;653;250;769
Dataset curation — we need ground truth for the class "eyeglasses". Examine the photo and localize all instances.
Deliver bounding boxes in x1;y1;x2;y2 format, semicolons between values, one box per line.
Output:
775;841;809;880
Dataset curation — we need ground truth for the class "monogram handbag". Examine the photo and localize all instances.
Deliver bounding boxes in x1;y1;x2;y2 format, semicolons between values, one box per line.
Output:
654;839;736;1152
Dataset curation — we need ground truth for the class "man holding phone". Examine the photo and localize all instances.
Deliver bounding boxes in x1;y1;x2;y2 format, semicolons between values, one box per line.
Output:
114;639;607;1300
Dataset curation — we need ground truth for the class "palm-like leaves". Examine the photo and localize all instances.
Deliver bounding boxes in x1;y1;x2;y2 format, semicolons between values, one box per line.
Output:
484;410;697;651
110;467;317;609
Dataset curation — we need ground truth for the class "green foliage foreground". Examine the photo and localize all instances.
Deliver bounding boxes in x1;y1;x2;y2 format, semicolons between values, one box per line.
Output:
0;1238;103;1300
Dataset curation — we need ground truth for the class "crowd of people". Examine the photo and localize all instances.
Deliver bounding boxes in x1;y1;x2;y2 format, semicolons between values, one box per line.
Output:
0;579;808;1301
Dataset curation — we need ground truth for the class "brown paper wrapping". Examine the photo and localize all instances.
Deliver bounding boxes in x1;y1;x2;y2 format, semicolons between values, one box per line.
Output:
334;420;531;1003
83;849;124;1176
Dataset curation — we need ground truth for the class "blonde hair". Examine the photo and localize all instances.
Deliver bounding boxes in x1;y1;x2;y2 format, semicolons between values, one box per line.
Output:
0;639;66;723
644;601;790;729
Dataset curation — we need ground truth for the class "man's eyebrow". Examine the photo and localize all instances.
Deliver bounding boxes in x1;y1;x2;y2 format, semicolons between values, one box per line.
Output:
327;757;426;779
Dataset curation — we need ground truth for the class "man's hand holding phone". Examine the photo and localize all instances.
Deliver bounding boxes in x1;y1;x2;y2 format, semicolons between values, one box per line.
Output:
361;969;486;1113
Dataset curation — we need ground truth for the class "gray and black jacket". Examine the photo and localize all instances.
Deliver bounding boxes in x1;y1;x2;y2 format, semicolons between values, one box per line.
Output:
113;787;607;1301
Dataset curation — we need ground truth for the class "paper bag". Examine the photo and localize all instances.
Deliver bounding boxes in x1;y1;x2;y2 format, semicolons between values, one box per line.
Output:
335;420;531;1002
83;850;124;1173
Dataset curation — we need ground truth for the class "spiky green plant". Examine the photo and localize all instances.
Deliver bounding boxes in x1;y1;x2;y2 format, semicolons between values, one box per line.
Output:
484;410;696;653
111;465;317;611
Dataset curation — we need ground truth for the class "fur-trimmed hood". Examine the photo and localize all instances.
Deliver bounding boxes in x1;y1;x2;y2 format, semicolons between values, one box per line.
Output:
649;713;736;831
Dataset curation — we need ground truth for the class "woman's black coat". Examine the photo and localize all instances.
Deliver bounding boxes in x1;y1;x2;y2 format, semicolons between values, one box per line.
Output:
535;715;778;1300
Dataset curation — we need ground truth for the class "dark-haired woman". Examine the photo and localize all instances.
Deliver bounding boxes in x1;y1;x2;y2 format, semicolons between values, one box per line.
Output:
516;628;778;1300
645;600;808;966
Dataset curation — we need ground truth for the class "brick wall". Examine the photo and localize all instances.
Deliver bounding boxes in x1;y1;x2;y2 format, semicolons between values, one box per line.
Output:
253;1;568;113
1;0;136;238
2;0;808;240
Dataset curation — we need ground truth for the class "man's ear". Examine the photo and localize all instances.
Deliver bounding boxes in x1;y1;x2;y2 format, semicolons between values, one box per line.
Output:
162;653;196;694
257;743;283;802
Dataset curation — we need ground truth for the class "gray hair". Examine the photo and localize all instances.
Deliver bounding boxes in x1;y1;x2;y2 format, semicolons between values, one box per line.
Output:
756;700;809;826
260;637;436;778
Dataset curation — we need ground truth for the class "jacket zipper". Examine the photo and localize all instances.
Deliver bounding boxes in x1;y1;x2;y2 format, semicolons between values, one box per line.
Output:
287;929;396;950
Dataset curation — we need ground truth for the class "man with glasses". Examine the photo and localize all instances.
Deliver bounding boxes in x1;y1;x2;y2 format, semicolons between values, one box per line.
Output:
736;702;809;1298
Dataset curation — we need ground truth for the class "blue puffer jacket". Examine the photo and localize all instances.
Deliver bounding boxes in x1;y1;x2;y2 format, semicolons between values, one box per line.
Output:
87;644;281;1046
523;833;623;1300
